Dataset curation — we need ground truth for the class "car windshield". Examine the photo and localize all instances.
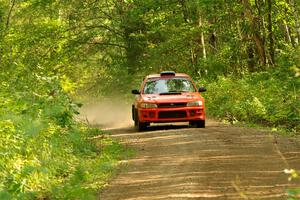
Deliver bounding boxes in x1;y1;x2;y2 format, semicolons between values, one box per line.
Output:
143;78;196;94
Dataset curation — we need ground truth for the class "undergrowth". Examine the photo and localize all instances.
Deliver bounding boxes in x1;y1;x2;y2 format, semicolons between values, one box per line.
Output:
201;66;300;134
0;78;131;199
285;169;300;199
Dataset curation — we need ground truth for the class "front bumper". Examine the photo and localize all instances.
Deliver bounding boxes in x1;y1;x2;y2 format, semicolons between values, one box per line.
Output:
138;107;205;123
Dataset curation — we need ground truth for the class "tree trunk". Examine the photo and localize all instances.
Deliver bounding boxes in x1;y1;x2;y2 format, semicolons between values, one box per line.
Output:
190;47;196;68
291;0;300;45
179;0;189;23
267;0;275;65
242;0;266;66
199;12;206;60
252;33;266;65
208;6;217;54
6;0;16;30
246;44;255;72
284;22;293;45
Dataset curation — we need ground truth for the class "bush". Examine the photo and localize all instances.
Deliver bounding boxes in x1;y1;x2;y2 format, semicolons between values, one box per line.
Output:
201;66;300;133
285;169;300;199
0;78;130;199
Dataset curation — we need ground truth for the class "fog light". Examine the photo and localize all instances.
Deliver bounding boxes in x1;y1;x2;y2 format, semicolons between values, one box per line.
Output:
190;110;195;116
142;111;148;118
149;112;155;118
196;109;202;115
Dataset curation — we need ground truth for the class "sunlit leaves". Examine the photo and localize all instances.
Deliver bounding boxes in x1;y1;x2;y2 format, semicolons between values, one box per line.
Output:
203;67;299;133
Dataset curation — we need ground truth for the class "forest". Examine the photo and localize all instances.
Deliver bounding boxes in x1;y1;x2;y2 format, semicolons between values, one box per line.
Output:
0;0;299;199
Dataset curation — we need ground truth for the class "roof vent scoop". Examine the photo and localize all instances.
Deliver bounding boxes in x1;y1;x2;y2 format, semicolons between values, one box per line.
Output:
160;71;176;76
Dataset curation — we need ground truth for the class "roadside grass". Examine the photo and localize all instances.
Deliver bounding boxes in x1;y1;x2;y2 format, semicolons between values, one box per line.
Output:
200;66;299;135
219;118;297;137
198;66;300;199
284;169;300;200
0;93;133;200
48;129;134;200
0;121;133;200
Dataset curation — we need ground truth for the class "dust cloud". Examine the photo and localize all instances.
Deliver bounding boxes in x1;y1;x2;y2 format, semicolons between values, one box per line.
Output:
78;98;133;130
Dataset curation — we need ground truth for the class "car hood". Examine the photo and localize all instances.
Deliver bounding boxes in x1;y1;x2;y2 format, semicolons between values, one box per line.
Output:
141;93;202;103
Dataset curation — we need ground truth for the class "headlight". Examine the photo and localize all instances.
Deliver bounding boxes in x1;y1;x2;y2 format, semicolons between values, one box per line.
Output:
187;101;203;107
140;103;157;108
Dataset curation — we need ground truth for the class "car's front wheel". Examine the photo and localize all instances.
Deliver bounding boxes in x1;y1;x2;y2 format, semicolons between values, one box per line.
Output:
190;120;205;128
132;105;135;121
134;109;148;131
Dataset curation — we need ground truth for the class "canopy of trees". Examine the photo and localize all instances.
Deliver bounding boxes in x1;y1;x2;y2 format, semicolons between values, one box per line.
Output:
0;0;299;198
1;0;299;95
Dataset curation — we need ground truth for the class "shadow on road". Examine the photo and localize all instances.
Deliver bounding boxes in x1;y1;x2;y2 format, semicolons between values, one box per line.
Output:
99;123;192;135
99;121;300;200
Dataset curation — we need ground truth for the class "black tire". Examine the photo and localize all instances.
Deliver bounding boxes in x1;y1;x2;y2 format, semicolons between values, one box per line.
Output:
132;105;135;121
134;109;147;131
196;120;205;128
190;120;205;128
138;121;147;131
134;109;138;126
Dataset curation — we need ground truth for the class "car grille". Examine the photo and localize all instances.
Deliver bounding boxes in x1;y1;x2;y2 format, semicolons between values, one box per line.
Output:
157;102;187;108
158;111;187;119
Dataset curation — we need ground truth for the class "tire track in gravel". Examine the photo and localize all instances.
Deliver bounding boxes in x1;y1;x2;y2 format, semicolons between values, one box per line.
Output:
99;121;300;200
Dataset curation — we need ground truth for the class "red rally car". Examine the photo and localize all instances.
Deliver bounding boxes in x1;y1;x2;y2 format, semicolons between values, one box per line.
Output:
131;71;206;131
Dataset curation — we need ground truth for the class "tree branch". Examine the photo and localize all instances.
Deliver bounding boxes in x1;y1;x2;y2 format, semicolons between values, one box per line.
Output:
6;0;16;30
83;25;124;37
86;42;126;49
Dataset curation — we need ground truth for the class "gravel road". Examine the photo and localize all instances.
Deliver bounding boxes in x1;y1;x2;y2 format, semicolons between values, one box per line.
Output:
99;121;300;200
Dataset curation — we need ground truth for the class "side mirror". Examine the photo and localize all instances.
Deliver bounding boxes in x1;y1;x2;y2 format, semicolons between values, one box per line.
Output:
198;87;206;93
131;89;140;94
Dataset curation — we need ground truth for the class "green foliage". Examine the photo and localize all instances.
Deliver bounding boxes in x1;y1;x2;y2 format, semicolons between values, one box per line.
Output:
0;0;300;197
0;1;130;197
0;97;125;199
285;169;300;200
202;66;300;133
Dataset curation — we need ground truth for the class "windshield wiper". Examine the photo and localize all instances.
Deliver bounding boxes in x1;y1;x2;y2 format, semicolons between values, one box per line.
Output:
159;91;182;95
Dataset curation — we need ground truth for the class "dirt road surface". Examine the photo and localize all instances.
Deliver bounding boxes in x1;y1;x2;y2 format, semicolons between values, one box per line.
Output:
80;103;300;199
98;121;300;200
